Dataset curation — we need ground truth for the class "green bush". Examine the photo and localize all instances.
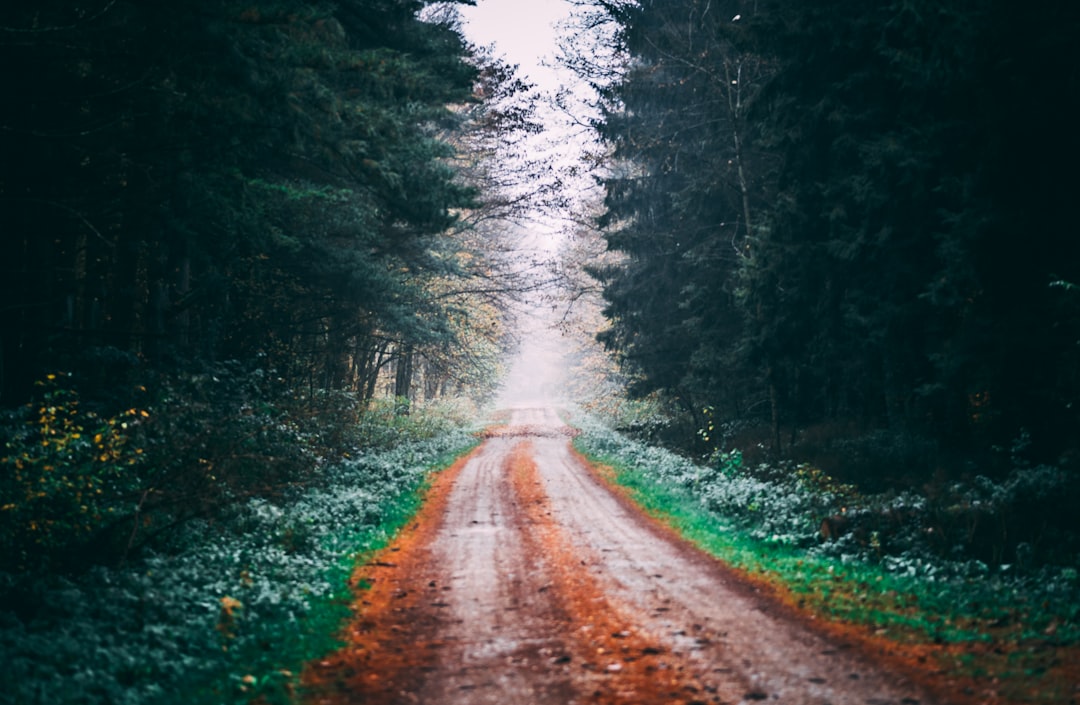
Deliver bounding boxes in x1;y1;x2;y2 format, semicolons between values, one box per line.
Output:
0;374;149;572
571;412;1080;644
0;410;476;705
575;413;1080;570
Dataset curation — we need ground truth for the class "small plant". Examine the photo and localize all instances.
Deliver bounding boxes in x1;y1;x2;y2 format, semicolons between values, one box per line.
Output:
570;411;1080;656
0;373;149;572
0;379;478;705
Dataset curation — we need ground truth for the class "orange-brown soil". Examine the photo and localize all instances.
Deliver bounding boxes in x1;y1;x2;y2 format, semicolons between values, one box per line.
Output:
302;407;1048;705
301;446;480;704
509;440;744;704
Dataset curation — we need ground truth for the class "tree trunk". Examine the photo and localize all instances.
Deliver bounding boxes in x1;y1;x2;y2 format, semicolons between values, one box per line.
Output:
394;344;414;414
767;366;781;455
724;60;754;245
423;356;444;402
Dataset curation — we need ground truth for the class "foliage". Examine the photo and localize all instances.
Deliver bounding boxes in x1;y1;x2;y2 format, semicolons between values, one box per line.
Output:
0;414;477;705
0;375;149;572
572;414;1080;650
575;0;1080;475
0;365;487;574
354;396;479;450
0;0;525;410
0;0;537;576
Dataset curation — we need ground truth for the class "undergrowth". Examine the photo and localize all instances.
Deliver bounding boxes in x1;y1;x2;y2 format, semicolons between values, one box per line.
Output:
571;412;1080;699
0;393;477;705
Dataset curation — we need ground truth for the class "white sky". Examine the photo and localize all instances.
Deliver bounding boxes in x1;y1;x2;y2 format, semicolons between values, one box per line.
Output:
456;1;578;407
458;0;576;93
456;0;603;409
459;0;590;251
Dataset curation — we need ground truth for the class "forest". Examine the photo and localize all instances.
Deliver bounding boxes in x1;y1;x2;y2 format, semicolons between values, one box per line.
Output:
2;0;1079;702
578;0;1080;482
0;0;538;572
0;1;533;701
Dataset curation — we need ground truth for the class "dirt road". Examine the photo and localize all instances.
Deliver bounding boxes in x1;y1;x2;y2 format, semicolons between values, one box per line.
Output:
304;407;942;705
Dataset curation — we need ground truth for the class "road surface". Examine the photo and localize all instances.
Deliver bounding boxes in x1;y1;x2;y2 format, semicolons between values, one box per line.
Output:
304;407;941;705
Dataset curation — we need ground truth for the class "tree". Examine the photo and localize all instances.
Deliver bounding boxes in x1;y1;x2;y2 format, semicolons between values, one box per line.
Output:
577;0;1080;472
575;0;773;428
0;0;553;570
0;0;499;406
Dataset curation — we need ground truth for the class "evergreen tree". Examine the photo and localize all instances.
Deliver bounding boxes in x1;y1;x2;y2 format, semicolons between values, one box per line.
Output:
582;0;1080;470
0;0;505;407
589;0;769;422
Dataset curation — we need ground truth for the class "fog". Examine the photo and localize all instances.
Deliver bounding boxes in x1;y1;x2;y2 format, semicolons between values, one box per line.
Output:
459;0;590;411
495;305;573;408
458;0;575;92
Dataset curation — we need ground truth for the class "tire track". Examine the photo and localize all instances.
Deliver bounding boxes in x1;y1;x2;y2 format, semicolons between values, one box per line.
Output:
305;407;946;705
527;407;939;705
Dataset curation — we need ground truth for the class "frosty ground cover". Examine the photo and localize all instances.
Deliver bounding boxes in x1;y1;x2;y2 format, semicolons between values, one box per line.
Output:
0;425;476;705
571;413;1080;647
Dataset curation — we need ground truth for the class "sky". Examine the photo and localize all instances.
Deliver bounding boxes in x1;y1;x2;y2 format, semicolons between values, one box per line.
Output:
458;0;601;237
457;0;582;408
457;0;576;93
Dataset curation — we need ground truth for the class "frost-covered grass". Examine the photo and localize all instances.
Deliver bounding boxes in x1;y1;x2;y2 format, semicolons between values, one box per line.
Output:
571;413;1080;649
0;423;477;705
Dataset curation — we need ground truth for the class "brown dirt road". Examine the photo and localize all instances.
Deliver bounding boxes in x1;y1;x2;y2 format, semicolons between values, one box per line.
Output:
303;407;944;705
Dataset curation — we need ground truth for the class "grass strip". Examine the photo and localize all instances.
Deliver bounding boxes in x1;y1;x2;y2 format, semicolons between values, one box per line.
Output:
203;438;480;705
573;436;1080;705
0;430;478;705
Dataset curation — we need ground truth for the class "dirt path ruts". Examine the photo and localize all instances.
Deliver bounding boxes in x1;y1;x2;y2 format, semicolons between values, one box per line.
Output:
303;407;944;705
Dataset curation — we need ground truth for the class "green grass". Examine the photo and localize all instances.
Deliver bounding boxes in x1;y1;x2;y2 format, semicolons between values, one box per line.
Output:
587;451;941;635
588;444;1078;640
572;427;1080;704
0;425;479;705
190;438;479;705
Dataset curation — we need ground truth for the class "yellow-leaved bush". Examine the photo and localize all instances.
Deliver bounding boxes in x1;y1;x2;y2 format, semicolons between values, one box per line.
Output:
0;373;148;571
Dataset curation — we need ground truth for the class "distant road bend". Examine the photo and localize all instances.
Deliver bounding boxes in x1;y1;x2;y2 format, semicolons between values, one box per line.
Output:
304;407;940;705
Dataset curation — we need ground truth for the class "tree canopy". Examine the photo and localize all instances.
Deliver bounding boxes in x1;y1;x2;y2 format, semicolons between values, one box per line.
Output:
577;0;1080;477
0;0;524;408
0;0;545;571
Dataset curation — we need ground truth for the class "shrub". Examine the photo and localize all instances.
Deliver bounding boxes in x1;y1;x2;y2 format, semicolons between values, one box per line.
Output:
0;374;149;572
0;410;476;705
572;412;1080;575
572;412;1080;647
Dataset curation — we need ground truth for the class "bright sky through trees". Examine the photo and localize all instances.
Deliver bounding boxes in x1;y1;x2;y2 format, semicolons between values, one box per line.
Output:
458;0;576;93
459;0;602;231
458;0;583;408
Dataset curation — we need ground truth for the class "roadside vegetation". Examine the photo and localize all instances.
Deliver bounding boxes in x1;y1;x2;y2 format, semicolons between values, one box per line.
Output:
572;411;1080;704
0;3;535;701
0;371;477;705
561;2;1080;699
